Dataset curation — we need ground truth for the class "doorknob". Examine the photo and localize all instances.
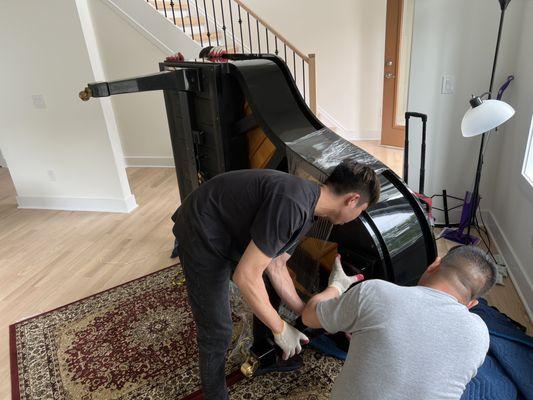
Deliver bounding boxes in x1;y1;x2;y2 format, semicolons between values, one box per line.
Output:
385;60;393;66
385;72;395;79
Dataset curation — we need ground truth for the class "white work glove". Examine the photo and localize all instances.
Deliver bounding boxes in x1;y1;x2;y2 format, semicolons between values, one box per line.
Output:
273;320;309;360
328;254;365;295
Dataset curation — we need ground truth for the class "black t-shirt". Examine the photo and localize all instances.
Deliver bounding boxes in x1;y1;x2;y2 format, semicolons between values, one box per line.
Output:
172;169;320;265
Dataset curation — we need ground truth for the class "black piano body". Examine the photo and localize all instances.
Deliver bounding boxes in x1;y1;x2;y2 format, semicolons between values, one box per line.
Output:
81;53;437;374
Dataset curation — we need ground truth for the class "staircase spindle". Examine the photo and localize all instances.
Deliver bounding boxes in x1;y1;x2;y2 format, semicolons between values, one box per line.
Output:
228;0;236;52
237;5;244;53
170;1;177;25
302;59;306;101
203;0;212;46
211;0;220;45
265;27;269;53
293;51;296;82
194;0;204;46
154;0;159;10
284;43;287;61
256;19;261;53
162;0;168;17
178;0;186;30
274;36;278;56
186;1;194;40
219;0;228;51
247;12;252;52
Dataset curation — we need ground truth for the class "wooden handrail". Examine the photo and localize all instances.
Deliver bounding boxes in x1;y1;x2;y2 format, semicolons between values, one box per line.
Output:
233;0;309;62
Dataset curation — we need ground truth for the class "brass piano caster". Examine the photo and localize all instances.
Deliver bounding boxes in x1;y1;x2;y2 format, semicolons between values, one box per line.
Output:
240;355;259;378
79;87;92;101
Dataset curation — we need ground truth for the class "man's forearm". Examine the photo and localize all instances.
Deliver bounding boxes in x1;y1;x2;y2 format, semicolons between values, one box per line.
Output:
302;287;339;329
235;272;284;333
266;254;306;315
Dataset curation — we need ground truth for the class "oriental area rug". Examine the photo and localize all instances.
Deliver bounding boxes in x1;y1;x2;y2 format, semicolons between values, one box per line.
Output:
10;264;342;400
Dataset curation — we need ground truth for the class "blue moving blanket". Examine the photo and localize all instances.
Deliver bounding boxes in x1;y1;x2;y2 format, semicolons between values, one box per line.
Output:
461;299;533;400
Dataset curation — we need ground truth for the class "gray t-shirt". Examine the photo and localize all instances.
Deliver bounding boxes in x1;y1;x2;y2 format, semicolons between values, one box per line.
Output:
317;280;489;400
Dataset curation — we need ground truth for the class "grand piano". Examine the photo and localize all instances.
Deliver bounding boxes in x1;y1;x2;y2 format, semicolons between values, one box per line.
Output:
80;49;436;377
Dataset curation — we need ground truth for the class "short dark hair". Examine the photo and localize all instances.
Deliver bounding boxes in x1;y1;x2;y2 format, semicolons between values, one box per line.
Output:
441;245;497;300
325;160;380;206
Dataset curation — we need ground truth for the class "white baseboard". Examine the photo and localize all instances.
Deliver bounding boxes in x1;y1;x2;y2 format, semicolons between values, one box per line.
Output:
17;194;138;213
481;209;533;322
124;156;175;167
317;107;381;141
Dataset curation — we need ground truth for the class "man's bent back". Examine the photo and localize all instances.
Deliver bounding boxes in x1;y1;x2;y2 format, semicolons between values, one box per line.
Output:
317;279;489;400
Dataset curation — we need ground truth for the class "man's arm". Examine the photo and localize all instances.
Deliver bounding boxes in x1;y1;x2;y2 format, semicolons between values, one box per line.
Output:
302;286;341;328
265;253;306;315
302;255;365;332
233;240;284;333
233;240;309;359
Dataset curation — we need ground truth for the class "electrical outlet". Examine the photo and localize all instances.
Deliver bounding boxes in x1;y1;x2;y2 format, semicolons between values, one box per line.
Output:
47;169;56;182
32;94;46;109
441;75;455;94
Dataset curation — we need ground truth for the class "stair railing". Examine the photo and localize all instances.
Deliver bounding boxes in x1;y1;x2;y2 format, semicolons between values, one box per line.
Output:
146;0;317;113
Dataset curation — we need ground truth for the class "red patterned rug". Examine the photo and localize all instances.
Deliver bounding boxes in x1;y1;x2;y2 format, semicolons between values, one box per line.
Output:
10;264;342;399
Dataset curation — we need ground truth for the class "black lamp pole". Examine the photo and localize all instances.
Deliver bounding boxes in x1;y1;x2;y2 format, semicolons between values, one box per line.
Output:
466;0;511;242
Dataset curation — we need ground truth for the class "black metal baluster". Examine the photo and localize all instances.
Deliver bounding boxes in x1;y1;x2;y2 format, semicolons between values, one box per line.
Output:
219;0;228;51
237;5;244;53
265;28;269;52
162;0;167;17
302;58;306;101
211;0;220;45
256;20;261;53
228;0;236;52
154;0;159;10
195;0;203;46
293;51;296;82
274;36;278;56
186;0;194;40
203;0;212;46
247;12;252;52
284;43;287;61
178;0;186;30
170;1;177;25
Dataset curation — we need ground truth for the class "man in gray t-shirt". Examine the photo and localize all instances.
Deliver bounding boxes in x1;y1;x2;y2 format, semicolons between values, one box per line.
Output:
302;245;497;400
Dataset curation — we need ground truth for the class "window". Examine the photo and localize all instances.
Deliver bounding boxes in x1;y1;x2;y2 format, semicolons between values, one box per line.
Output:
522;114;533;187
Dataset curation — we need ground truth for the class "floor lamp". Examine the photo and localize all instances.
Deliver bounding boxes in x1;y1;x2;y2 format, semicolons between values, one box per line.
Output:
443;0;515;245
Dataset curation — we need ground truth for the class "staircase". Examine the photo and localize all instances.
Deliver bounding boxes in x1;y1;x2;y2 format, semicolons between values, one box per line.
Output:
145;0;316;113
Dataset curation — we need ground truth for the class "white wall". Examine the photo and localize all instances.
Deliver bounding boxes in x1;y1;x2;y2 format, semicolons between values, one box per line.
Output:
0;0;135;212
89;0;201;167
483;0;533;314
241;0;387;140
408;0;531;313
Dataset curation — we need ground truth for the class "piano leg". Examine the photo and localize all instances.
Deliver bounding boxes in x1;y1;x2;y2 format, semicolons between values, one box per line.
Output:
241;276;303;377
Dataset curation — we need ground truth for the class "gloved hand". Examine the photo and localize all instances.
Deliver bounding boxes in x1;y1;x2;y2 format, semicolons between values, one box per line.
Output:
273;320;309;360
328;254;365;295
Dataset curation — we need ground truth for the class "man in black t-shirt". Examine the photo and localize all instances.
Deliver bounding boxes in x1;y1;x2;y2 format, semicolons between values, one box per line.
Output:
171;160;380;400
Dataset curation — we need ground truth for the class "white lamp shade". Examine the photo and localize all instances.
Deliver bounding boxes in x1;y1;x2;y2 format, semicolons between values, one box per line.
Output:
461;99;515;137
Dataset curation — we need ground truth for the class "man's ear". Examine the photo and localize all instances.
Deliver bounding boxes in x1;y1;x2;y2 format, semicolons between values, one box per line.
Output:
466;299;479;309
426;256;442;273
346;193;360;207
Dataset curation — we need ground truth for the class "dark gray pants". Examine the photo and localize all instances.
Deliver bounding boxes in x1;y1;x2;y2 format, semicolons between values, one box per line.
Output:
178;249;233;400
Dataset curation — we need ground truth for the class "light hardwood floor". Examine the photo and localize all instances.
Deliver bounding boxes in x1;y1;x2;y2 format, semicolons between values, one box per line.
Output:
1;142;531;397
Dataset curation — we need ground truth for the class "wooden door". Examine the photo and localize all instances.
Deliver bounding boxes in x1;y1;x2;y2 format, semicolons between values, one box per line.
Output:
381;0;413;147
